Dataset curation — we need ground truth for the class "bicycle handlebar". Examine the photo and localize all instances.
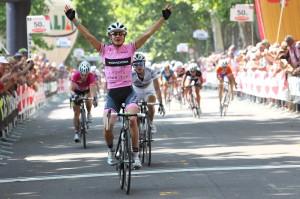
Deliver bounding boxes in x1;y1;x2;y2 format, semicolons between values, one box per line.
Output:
110;112;146;118
138;101;161;106
184;84;201;88
70;96;94;101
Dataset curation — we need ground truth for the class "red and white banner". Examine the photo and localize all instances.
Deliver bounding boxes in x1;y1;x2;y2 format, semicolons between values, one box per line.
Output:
236;70;288;101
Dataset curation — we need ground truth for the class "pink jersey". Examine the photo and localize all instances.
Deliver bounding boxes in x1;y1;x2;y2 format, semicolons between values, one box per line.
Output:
71;71;96;91
100;43;136;89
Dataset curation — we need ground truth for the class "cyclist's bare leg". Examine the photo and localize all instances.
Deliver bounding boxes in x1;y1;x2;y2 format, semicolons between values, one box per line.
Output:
147;95;156;122
228;74;236;100
186;79;192;104
103;109;117;148
73;105;80;132
195;86;201;108
85;99;92;114
163;83;168;103
126;104;140;150
218;81;224;106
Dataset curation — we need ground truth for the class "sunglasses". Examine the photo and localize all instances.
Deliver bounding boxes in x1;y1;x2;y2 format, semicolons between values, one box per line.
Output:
110;32;126;36
132;61;145;68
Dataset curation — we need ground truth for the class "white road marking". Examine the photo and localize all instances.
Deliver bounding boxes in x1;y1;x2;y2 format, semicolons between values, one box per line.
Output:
1;164;300;183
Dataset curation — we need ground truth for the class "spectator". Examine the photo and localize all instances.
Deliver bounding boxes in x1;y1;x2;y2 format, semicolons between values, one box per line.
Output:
285;35;300;70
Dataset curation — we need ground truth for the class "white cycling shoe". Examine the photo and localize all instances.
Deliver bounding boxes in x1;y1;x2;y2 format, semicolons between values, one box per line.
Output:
150;123;157;134
132;157;142;169
74;133;80;143
107;150;115;165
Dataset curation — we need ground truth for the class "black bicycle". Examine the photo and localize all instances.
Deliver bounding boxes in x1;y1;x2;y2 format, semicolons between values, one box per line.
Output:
185;84;201;118
70;95;92;149
137;100;160;166
220;79;231;117
106;104;145;195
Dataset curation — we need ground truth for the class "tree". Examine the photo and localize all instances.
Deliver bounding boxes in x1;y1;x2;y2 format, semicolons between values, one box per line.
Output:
107;0;210;62
0;0;50;51
72;0;114;51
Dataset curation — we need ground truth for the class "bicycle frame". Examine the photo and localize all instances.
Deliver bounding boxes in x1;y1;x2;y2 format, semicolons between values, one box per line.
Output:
70;95;93;149
137;100;159;166
220;79;230;117
106;104;145;195
185;84;201;118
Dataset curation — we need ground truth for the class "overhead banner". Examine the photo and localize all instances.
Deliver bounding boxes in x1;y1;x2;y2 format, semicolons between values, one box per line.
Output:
255;0;300;42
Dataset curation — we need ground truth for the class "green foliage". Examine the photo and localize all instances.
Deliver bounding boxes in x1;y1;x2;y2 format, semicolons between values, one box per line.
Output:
30;0;49;15
0;0;50;49
1;0;254;61
72;0;114;52
106;0;212;62
0;3;6;38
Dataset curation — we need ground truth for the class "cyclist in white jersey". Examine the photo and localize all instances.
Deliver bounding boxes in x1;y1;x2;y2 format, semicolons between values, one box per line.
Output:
65;4;172;169
132;53;165;133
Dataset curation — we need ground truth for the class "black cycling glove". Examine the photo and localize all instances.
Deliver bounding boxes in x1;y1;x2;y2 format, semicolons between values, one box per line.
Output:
158;103;166;116
162;8;172;20
65;8;76;21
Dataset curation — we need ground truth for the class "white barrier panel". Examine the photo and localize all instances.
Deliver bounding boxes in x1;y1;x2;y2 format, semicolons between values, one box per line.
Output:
205;70;290;101
288;75;300;96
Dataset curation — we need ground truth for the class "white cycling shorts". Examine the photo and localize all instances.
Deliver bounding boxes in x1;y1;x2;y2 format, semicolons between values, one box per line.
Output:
133;82;155;101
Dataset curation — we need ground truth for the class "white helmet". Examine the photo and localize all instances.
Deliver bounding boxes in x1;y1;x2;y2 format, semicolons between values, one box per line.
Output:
220;59;228;68
133;53;145;62
78;61;90;75
132;53;146;67
107;22;127;35
188;63;198;71
174;61;183;69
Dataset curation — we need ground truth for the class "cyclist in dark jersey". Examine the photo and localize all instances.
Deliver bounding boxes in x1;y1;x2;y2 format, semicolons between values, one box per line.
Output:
182;63;203;110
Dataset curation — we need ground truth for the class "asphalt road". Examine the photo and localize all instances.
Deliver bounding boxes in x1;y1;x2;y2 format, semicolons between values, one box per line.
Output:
1;89;300;199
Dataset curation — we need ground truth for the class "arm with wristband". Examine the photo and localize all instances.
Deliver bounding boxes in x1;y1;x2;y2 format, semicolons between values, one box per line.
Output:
64;5;102;51
135;4;172;49
153;78;165;116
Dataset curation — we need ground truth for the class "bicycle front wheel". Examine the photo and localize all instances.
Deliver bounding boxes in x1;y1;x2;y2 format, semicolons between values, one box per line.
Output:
124;130;132;194
80;110;87;149
146;116;152;166
222;91;230;117
138;118;146;164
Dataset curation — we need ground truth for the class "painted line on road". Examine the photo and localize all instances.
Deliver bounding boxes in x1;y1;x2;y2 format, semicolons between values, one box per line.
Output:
1;164;300;184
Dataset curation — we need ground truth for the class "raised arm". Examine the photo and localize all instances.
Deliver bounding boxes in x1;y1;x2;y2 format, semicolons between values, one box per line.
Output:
134;4;172;49
64;5;102;51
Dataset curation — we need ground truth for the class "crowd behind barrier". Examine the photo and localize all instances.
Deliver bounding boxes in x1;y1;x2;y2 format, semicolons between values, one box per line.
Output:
201;35;300;112
0;48;70;139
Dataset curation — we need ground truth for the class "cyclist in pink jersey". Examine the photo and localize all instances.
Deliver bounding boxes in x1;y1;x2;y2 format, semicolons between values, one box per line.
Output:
71;61;98;142
65;4;172;169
